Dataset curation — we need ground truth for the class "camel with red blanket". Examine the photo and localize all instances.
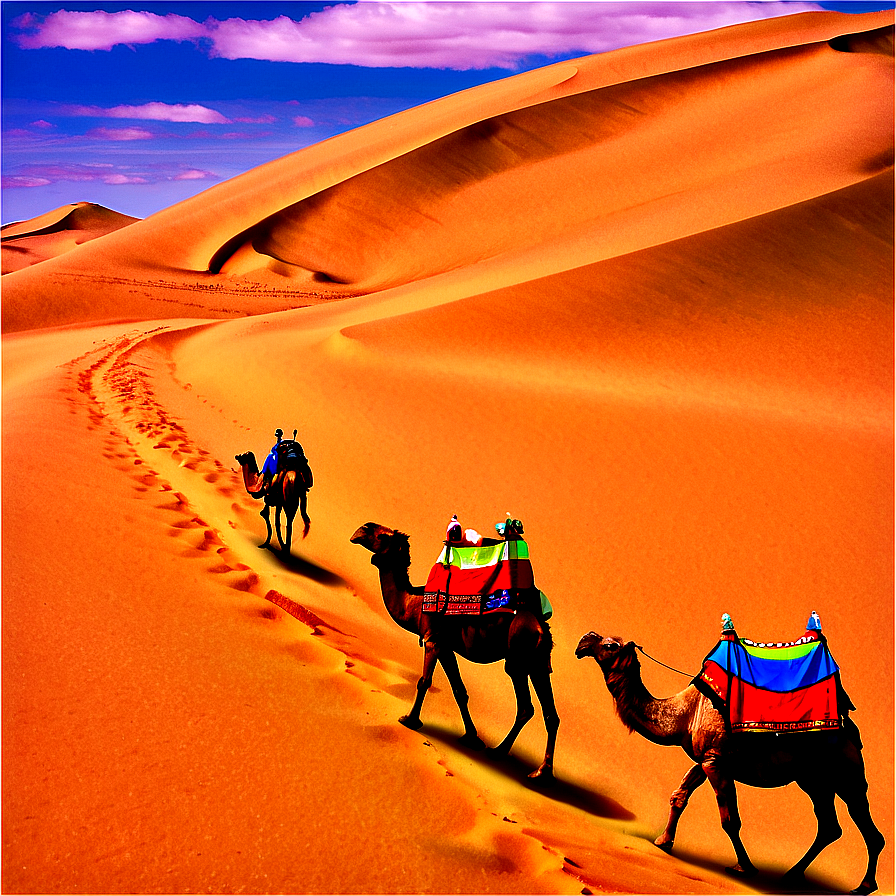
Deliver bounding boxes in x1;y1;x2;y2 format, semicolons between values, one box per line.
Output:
350;521;558;779
575;626;884;895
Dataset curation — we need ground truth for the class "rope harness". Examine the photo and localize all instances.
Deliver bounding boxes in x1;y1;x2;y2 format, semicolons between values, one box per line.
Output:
635;644;695;678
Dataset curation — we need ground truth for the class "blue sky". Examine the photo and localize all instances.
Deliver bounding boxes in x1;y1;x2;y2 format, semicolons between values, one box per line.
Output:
2;0;892;224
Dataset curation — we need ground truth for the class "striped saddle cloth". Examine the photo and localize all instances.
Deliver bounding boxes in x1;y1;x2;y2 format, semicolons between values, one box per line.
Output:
422;539;534;615
694;627;844;733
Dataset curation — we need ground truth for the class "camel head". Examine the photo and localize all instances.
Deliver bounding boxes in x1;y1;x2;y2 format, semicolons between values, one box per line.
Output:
350;523;411;570
575;633;638;672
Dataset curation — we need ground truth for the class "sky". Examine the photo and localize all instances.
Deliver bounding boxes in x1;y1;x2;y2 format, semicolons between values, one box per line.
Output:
2;0;893;224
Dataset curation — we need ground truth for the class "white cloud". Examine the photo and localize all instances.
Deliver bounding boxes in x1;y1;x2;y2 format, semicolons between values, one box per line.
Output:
14;2;825;70
68;102;230;124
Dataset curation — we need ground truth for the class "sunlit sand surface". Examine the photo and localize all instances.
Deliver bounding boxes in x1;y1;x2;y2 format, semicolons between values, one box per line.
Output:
3;10;892;894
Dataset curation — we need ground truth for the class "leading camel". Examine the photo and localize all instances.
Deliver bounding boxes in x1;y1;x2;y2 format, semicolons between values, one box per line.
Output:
575;632;884;895
235;451;310;551
351;522;558;778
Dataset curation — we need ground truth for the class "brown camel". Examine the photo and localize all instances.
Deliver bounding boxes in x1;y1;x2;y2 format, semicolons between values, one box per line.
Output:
575;632;884;895
350;522;559;778
235;451;310;550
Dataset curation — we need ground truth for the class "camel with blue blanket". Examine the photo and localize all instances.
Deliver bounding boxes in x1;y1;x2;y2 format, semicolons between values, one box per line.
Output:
575;613;884;895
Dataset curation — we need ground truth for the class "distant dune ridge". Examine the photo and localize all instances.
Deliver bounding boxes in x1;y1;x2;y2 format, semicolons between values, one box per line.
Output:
1;201;138;275
1;8;892;330
2;10;893;896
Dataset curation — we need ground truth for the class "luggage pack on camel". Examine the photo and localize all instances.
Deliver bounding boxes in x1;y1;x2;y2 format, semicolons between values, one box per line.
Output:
235;427;312;551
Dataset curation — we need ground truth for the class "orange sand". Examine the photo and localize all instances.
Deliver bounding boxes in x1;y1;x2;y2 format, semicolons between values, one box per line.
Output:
2;10;893;895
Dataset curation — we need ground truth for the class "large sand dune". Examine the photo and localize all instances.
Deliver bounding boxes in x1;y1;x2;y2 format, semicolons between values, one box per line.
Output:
1;201;139;274
2;9;893;895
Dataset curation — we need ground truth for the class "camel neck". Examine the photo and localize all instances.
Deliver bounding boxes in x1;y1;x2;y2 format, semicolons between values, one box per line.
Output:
602;655;691;747
375;557;422;636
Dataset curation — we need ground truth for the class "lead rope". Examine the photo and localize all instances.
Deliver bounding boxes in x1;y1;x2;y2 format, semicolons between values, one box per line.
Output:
635;644;695;678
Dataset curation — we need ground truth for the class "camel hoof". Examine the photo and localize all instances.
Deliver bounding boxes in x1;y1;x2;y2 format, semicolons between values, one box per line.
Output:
457;733;486;751
850;884;878;895
399;715;423;731
724;864;757;880
653;839;674;854
527;766;553;780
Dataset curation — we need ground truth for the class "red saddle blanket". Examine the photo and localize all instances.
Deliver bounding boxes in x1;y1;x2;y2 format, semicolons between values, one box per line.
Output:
694;630;842;733
422;539;533;615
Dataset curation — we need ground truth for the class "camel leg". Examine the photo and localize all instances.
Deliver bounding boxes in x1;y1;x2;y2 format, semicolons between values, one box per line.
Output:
258;504;273;548
527;666;559;779
837;769;885;895
280;508;296;553
702;753;757;878
274;506;285;550
490;667;535;759
400;639;439;731
781;785;842;887
655;763;707;853
437;649;485;750
300;491;310;538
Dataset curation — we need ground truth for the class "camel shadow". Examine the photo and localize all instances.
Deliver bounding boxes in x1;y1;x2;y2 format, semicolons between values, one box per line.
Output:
641;841;841;895
263;545;346;586
417;722;635;821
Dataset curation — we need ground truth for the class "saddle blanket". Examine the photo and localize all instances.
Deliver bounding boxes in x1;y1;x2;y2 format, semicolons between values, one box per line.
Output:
695;631;842;732
422;539;534;615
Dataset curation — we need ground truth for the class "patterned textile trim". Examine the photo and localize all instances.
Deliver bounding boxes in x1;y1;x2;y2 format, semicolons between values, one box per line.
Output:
421;592;517;615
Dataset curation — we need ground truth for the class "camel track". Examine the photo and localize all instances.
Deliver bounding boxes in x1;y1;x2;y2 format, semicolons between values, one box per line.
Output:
53;321;612;894
62;323;341;625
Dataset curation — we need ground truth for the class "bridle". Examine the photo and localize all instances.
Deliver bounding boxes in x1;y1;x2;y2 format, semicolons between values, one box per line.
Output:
634;644;695;678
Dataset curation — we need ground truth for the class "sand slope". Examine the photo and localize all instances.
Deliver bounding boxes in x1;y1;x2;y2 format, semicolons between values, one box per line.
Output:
2;9;893;896
1;202;139;274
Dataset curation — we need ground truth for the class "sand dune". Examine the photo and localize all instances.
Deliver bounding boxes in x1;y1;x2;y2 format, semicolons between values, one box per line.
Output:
2;9;893;896
1;202;138;274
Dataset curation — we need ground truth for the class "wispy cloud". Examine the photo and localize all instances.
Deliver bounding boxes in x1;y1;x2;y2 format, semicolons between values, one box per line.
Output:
3;175;53;188
3;161;220;189
87;126;157;141
67;102;231;124
13;2;824;70
12;9;206;51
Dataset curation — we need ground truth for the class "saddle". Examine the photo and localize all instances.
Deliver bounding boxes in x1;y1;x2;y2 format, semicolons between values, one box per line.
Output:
693;613;850;733
422;537;543;617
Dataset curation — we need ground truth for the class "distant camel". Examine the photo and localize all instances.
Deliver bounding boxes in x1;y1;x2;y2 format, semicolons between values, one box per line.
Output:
351;522;558;778
235;451;310;550
575;632;884;895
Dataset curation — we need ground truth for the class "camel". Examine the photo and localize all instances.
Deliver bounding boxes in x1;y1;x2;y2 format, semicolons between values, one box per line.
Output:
350;522;559;778
235;451;310;551
574;632;884;895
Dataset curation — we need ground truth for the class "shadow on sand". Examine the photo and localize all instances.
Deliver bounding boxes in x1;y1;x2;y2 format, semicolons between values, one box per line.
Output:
416;721;635;821
264;545;346;586
633;836;845;896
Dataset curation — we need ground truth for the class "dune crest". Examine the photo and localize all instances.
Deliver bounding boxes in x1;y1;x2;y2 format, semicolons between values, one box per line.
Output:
1;202;139;275
1;9;892;332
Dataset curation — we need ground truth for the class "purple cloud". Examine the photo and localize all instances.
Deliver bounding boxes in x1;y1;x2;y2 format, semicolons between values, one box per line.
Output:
3;175;53;189
12;9;206;51
12;2;825;69
293;116;315;128
67;102;230;124
172;169;216;181
103;173;149;184
87;126;156;141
